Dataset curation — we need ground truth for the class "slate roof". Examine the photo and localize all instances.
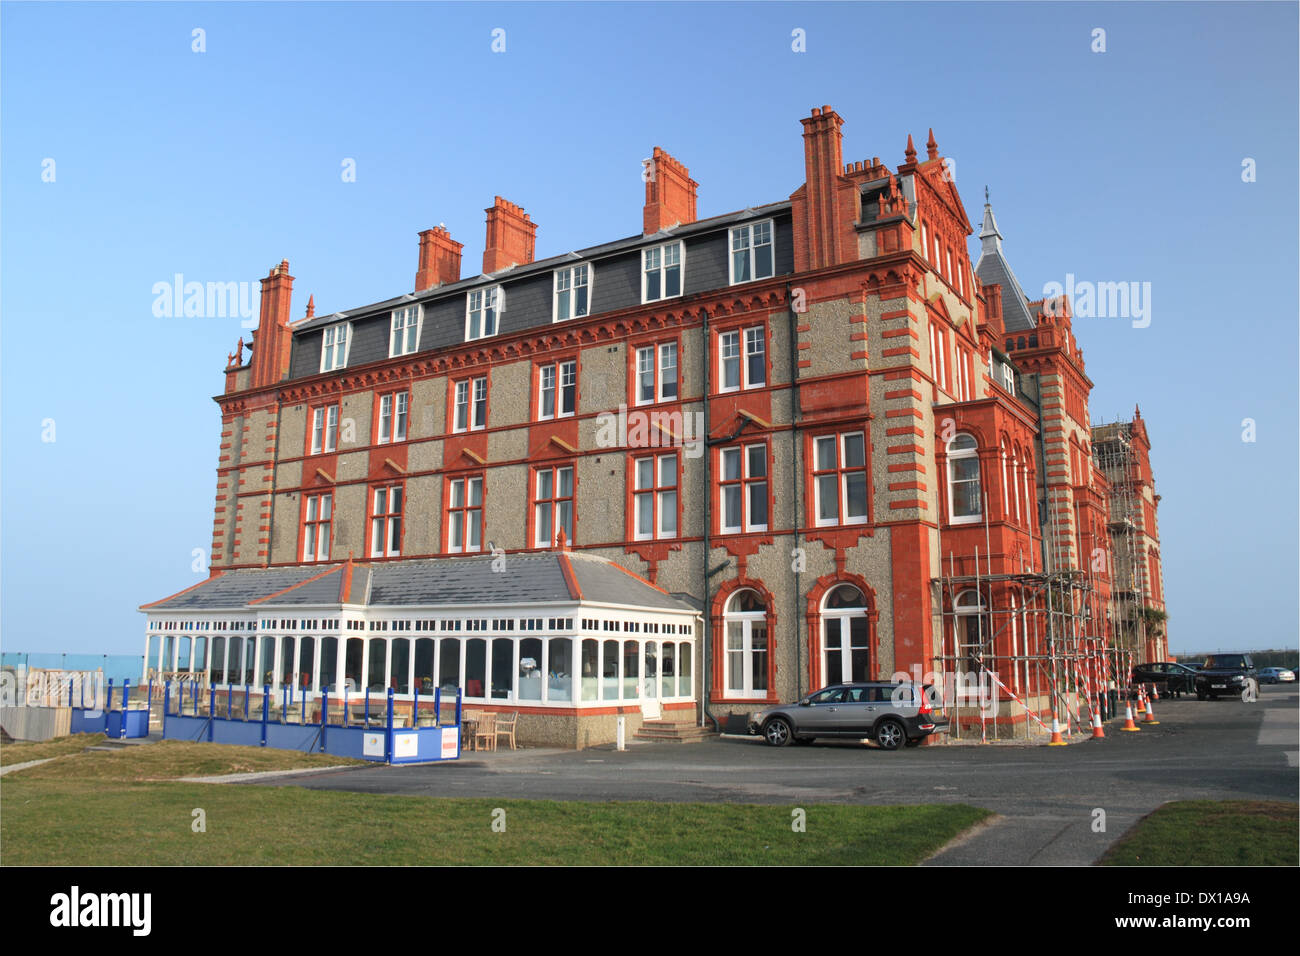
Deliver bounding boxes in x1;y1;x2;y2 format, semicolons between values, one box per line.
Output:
367;554;575;607
292;201;794;334
566;553;694;612
141;553;696;615
973;201;1037;333
141;566;334;611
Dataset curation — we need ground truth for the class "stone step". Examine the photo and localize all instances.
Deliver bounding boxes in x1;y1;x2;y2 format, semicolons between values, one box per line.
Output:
634;721;716;744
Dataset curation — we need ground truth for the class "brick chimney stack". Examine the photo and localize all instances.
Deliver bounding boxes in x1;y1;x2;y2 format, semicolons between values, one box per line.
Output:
416;225;464;291
643;147;699;234
982;282;1005;339
482;197;537;274
792;105;856;272
249;259;294;390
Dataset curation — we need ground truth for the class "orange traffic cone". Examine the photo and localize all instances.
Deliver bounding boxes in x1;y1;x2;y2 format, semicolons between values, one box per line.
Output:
1048;716;1068;745
1091;710;1106;739
1150;682;1160;701
1143;695;1159;725
1135;690;1147;715
1121;702;1140;731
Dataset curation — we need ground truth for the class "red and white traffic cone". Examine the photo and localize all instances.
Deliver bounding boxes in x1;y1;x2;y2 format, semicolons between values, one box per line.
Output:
1091;710;1106;739
1121;702;1140;732
1135;689;1147;715
1143;695;1159;724
1048;716;1068;746
1150;682;1159;701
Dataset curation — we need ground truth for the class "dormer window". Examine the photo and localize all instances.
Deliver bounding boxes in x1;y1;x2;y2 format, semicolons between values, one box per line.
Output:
554;264;591;321
642;242;683;302
729;220;774;284
320;323;350;373
389;305;422;357
466;287;503;341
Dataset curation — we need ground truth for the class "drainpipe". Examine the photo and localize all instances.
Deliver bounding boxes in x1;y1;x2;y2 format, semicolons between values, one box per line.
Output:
787;282;804;699
701;309;719;732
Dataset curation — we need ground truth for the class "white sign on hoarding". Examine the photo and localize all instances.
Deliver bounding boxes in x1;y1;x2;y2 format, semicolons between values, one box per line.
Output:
363;733;384;757
441;727;459;759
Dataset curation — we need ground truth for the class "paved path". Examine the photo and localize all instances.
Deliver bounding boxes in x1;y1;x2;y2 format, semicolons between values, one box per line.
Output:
0;758;56;777
243;685;1299;865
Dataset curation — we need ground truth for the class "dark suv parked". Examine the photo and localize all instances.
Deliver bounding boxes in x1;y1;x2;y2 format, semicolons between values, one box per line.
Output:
747;682;948;750
1131;661;1199;697
1194;654;1258;700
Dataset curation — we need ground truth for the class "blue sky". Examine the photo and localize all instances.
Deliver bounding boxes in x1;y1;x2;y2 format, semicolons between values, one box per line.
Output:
2;1;1296;657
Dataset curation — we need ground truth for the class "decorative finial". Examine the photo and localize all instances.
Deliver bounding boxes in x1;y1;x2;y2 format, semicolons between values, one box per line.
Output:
985;185;990;204
306;294;315;319
904;134;916;164
926;128;938;160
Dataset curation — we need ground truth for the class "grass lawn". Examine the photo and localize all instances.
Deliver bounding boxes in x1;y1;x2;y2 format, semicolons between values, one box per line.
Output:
1;741;990;865
0;733;107;766
1100;800;1299;866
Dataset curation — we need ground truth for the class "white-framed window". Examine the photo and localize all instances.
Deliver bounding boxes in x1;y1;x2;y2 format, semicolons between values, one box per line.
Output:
447;475;483;553
320;323;351;373
635;341;679;405
377;391;409;444
538;360;577;420
453;376;487;432
533;465;575;548
633;453;678;541
719;443;768;533
389;305;422;357
821;585;871;685
718;325;766;392
554;264;591;321
1001;361;1015;393
642;241;683;303
729;219;774;284
302;493;332;562
723;589;768;698
921;223;930;262
369;486;403;557
310;404;339;455
946;433;982;524
813;431;868;526
466;287;503;341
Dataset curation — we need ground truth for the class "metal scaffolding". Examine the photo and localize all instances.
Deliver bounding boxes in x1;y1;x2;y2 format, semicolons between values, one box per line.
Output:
1093;419;1150;672
929;419;1148;742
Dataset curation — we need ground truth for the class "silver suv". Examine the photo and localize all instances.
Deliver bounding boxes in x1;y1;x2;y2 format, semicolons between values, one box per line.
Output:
747;682;948;750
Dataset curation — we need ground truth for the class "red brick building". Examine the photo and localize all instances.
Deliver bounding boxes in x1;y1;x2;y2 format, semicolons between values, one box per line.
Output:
140;106;1168;745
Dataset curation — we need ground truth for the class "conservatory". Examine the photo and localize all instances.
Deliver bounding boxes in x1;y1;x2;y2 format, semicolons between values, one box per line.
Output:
139;551;699;747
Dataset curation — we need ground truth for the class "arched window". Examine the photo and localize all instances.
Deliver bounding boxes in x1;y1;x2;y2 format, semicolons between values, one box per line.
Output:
821;585;871;686
946;433;982;523
723;589;768;698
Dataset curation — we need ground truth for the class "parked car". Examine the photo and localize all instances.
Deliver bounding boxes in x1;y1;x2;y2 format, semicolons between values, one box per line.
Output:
1258;667;1296;684
748;682;949;750
1131;661;1200;697
1194;654;1258;700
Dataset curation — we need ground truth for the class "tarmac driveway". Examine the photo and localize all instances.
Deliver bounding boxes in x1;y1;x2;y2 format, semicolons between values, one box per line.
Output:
246;685;1299;865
